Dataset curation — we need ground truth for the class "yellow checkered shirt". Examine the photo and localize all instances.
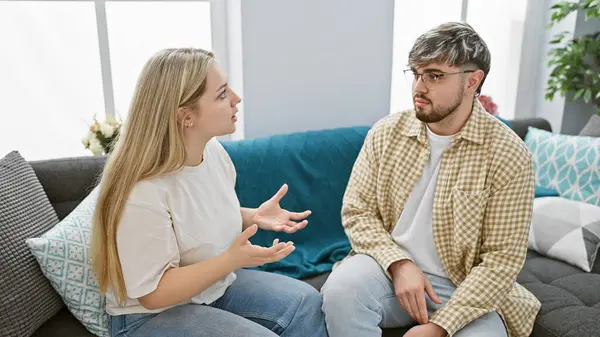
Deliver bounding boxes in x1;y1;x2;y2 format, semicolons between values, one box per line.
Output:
341;100;541;337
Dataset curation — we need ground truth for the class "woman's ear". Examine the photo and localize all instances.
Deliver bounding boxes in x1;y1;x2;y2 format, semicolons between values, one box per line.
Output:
177;107;195;128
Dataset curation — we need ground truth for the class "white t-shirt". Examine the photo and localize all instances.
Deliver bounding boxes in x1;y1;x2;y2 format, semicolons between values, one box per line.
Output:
105;138;242;315
391;127;453;279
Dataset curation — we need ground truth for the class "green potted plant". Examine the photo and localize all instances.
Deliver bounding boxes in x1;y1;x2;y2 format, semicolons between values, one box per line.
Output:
545;0;600;136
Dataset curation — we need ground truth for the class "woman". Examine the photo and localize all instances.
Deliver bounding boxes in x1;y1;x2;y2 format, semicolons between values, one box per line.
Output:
90;48;328;337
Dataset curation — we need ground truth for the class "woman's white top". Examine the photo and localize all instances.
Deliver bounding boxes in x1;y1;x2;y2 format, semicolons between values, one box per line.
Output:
105;138;242;315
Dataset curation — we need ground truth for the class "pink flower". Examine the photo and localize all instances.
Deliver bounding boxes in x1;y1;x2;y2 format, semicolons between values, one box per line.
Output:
478;95;498;115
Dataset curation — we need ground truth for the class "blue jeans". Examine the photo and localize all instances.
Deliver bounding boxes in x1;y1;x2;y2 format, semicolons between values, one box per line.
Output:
109;269;328;337
321;254;507;337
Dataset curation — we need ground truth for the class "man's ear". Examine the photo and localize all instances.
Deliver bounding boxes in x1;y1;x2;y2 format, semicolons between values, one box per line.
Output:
468;70;485;94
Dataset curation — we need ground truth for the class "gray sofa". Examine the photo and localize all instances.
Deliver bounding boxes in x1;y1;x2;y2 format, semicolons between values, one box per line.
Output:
15;118;600;337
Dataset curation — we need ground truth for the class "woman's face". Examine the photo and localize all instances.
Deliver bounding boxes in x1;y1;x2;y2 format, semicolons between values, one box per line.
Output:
190;62;241;139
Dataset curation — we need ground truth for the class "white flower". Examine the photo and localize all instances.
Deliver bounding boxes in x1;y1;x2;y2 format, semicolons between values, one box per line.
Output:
106;115;118;126
88;136;104;156
99;122;115;138
81;131;94;148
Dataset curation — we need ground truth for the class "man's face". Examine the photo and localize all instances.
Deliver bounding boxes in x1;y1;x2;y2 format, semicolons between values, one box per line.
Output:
409;63;468;123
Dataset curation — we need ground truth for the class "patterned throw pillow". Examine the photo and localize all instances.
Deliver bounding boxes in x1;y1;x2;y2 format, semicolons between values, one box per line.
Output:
26;187;109;337
528;197;600;272
524;127;600;207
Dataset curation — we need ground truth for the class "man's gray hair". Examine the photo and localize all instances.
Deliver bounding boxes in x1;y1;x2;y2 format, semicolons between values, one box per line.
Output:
408;22;491;95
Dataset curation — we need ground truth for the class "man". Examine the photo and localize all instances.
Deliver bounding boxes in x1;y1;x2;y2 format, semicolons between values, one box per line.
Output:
320;22;540;337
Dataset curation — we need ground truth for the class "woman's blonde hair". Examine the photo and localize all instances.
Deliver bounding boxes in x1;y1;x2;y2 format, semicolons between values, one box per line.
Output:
90;48;215;304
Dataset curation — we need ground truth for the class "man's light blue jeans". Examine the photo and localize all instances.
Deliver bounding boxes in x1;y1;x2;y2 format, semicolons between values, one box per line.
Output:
109;269;328;337
320;254;508;337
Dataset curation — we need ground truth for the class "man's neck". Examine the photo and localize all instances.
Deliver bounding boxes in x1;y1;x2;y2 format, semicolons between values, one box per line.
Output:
427;98;474;136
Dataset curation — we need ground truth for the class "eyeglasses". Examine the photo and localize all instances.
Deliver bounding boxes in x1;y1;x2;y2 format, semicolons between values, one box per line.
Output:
403;69;476;87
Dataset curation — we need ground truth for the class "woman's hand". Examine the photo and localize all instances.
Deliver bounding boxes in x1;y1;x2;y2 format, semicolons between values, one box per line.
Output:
226;224;295;269
253;184;311;233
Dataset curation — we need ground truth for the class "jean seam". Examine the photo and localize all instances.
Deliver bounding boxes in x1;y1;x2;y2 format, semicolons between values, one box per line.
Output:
114;316;130;337
377;293;399;322
237;311;289;330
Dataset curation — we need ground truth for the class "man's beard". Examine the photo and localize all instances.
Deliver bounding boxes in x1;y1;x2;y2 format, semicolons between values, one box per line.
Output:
414;88;463;123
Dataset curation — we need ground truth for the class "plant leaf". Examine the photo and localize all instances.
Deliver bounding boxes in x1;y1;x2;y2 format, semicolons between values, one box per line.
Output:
584;89;593;102
574;88;586;100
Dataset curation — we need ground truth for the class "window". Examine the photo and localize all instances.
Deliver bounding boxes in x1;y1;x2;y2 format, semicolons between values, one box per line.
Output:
390;0;529;119
466;0;528;119
106;1;213;118
0;0;217;161
0;1;105;160
390;0;463;114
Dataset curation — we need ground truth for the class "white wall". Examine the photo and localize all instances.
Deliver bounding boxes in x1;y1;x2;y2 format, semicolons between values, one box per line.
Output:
227;0;587;139
236;0;395;139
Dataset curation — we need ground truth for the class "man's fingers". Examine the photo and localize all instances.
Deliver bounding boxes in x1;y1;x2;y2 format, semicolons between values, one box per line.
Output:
415;291;428;324
399;294;417;323
424;278;443;304
407;293;422;324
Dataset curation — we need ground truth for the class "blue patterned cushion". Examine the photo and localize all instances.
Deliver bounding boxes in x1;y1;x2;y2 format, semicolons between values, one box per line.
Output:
26;187;108;337
535;185;560;198
525;127;600;207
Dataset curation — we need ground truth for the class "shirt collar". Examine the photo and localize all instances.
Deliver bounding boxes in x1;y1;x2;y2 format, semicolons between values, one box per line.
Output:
400;98;487;145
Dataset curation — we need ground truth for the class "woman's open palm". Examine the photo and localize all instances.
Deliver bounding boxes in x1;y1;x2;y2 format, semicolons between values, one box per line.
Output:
254;184;311;233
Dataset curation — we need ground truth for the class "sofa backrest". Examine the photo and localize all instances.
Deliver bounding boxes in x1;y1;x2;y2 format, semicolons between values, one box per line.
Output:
30;156;106;220
509;117;552;139
28;117;552;221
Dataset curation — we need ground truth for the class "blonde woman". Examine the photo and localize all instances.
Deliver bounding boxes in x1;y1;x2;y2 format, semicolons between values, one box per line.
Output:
90;48;328;337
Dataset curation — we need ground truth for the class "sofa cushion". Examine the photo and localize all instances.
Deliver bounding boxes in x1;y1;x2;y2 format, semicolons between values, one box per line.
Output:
528;197;600;272
518;250;600;337
535;185;559;198
525;127;600;207
0;151;64;337
26;187;109;337
31;307;95;337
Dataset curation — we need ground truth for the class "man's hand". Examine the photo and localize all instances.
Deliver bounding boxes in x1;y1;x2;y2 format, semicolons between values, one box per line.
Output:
389;260;443;324
404;323;447;337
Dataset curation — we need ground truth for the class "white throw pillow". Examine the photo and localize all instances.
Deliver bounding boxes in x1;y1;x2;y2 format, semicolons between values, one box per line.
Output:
528;197;600;272
26;187;109;337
